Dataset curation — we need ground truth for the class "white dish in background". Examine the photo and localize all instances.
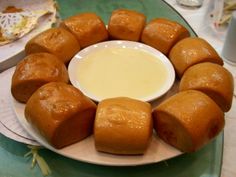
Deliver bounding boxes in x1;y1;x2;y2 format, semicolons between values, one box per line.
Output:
0;0;57;72
68;40;175;102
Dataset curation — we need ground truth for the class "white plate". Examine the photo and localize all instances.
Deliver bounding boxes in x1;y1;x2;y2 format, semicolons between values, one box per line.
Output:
68;40;175;102
12;95;182;166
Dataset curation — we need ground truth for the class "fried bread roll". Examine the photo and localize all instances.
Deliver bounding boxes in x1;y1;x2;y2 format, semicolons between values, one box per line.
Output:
141;18;190;55
60;13;108;48
153;90;224;152
25;27;80;64
94;97;152;155
25;82;97;149
11;53;69;103
179;62;234;112
108;9;146;41
169;37;223;78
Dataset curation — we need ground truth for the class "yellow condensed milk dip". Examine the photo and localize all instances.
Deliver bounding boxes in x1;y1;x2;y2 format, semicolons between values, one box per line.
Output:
75;46;169;101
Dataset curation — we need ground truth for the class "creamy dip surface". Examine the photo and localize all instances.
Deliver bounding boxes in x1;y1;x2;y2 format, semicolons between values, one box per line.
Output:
76;47;168;100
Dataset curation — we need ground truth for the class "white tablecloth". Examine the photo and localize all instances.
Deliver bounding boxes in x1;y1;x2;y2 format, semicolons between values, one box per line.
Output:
165;1;236;177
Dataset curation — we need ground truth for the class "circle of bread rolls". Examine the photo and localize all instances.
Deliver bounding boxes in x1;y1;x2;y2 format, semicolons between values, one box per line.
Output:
10;9;233;153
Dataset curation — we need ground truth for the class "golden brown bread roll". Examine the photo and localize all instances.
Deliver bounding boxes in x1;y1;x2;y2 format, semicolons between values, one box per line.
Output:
60;13;108;48
141;18;190;55
25;82;97;149
179;62;234;112
25;27;80;64
11;53;69;103
152;90;224;152
108;9;146;41
169;37;223;78
94;97;152;155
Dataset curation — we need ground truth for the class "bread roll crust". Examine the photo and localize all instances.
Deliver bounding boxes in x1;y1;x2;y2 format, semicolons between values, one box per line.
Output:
94;97;152;155
141;18;190;55
60;13;108;48
25;82;97;149
11;53;69;103
169;37;223;78
25;27;80;64
179;62;234;112
108;9;146;41
153;90;225;152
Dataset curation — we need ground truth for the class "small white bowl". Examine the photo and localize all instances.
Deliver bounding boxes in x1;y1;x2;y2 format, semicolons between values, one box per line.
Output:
68;40;175;102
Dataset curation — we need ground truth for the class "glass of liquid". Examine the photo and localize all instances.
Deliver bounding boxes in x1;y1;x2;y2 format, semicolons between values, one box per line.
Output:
176;0;204;8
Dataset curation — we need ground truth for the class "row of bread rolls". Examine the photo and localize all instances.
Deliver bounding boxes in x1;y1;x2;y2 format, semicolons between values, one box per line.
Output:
24;9;191;66
152;27;234;152
152;62;233;152
11;9;234;155
24;83;226;154
108;9;190;55
24;81;152;153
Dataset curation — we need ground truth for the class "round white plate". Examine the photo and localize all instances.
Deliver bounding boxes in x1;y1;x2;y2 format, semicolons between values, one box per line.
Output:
68;40;175;102
12;96;182;166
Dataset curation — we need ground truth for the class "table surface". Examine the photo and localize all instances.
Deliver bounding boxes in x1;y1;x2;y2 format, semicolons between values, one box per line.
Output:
0;0;236;177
